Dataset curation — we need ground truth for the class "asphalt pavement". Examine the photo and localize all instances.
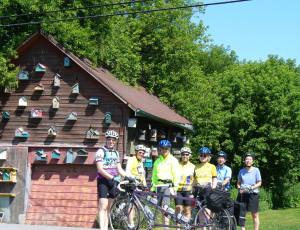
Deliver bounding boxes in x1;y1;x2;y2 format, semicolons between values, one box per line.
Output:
0;223;94;230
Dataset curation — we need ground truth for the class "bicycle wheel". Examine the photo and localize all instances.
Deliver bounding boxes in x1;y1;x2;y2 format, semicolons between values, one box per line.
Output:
230;215;237;230
210;209;232;230
109;198;141;230
193;208;212;229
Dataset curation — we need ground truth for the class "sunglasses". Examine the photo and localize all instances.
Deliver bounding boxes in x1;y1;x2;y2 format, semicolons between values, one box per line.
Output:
199;154;209;157
181;153;190;156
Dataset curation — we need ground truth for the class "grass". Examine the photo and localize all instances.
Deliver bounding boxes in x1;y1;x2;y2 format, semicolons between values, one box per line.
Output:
244;207;300;230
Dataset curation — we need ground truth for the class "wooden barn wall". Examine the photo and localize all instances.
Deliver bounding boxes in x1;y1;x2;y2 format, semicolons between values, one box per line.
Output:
0;146;28;223
0;37;130;155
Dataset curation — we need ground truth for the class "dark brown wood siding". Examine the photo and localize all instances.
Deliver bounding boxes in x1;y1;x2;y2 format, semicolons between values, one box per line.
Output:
0;37;130;154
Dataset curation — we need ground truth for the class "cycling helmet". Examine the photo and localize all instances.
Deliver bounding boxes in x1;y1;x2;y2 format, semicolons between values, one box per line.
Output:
158;139;172;148
244;152;255;160
105;130;119;139
135;144;147;152
217;151;227;159
198;146;211;155
180;147;192;154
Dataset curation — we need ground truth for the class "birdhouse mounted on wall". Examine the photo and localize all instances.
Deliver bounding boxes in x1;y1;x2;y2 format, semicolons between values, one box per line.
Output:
53;73;61;87
88;97;99;106
104;112;112;125
18;96;28;107
128;118;137;128
51;149;61;160
0;149;7;160
30;109;43;118
138;129;146;141
64;56;71;67
34;83;44;91
66;112;77;121
35;149;47;161
15;127;29;138
157;130;166;139
52;96;60;109
18;70;29;80
77;148;88;157
66;149;74;164
4;87;12;94
35;63;46;73
171;132;177;143
48;126;57;136
86;127;100;139
2;111;10;120
71;83;79;94
149;129;157;142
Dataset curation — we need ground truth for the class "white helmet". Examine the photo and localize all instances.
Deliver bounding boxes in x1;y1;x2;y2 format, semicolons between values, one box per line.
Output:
135;144;147;152
105;130;119;139
180;147;192;154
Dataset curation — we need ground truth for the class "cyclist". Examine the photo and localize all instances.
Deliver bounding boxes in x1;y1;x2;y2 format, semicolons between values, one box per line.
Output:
237;152;262;230
95;130;127;230
175;147;195;223
216;151;232;191
151;139;180;229
194;147;217;199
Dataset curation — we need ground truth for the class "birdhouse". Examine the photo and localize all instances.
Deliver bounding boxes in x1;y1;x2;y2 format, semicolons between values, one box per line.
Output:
77;148;88;157
138;129;146;141
2;170;10;181
34;83;44;91
149;129;157;142
51;149;61;159
0;149;7;160
64;56;71;67
18;70;29;80
71;83;79;94
128;118;137;128
2;111;10;120
35;149;47;161
15;127;29;138
35;63;46;73
30;109;43;118
171;132;177;143
66;149;74;164
183;136;190;144
4;87;12;94
66;112;77;121
10;170;17;183
53;73;61;87
48;126;58;136
88;97;99;106
104;112;112;125
157;130;166;139
86;127;100;139
144;158;153;168
18;97;28;107
52;96;60;109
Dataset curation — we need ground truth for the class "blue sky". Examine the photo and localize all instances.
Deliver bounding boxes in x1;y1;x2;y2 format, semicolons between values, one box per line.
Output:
193;0;300;64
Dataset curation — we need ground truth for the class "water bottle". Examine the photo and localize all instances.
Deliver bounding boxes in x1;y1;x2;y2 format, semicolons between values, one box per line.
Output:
147;195;158;205
144;205;154;220
162;204;175;218
176;213;189;224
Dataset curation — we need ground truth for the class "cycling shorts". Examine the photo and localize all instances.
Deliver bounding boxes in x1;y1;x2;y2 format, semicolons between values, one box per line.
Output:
157;186;171;206
97;178;118;199
237;193;259;213
175;191;193;206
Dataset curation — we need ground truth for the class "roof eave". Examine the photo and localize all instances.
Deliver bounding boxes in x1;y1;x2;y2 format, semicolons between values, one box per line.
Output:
135;109;193;132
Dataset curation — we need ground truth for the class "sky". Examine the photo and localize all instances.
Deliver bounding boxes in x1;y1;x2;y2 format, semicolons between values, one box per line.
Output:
193;0;300;64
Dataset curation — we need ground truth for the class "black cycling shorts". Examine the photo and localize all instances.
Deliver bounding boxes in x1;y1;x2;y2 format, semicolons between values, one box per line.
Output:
175;191;193;206
97;178;118;199
237;193;259;213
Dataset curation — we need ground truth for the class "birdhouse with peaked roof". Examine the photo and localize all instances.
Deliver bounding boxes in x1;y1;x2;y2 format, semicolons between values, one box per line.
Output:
18;70;29;80
35;149;47;161
76;148;88;157
51;149;61;160
0;149;7;160
53;73;61;87
64;56;71;67
34;83;44;91
86;127;100;139
52;96;60;109
71;83;79;94
66;149;74;164
66;112;77;121
30;109;43;118
18;96;28;107
2;111;10;120
104;112;112;125
48;126;58;136
15;127;29;138
35;63;46;73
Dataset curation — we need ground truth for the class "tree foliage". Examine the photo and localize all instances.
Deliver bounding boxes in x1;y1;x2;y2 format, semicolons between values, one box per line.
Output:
0;1;299;208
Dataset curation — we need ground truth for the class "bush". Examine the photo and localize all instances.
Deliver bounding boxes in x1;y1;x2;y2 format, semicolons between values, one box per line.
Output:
282;183;300;208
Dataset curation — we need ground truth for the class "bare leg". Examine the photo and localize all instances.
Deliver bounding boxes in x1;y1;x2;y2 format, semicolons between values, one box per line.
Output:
176;205;183;230
252;212;259;230
99;198;109;230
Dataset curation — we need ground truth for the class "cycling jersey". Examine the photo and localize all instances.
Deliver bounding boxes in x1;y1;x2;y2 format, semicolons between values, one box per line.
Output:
95;146;120;179
125;156;146;186
238;167;261;193
178;161;195;192
194;162;217;185
151;153;180;191
217;164;232;190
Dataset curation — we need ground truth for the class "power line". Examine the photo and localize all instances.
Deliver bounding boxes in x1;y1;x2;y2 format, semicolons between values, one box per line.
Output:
0;0;252;28
0;0;153;19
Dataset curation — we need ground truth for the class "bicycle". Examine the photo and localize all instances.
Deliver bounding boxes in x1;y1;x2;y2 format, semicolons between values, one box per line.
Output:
109;180;234;230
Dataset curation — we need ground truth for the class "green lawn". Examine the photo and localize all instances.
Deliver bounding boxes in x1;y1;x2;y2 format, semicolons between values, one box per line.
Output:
244;208;300;230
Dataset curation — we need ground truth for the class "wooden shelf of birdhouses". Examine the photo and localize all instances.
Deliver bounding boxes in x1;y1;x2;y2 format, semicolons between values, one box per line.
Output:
0;193;16;198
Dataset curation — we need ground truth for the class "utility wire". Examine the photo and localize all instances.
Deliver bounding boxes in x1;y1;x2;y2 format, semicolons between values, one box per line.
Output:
0;0;252;28
0;0;153;19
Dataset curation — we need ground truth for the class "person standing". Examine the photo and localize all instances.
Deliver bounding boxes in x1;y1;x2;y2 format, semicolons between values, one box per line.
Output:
175;147;195;224
95;130;127;230
237;153;262;230
216;151;232;191
151;139;180;229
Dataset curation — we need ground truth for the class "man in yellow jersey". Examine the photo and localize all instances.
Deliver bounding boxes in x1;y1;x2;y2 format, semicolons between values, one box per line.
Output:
194;147;217;200
152;139;180;228
175;147;195;224
125;144;147;186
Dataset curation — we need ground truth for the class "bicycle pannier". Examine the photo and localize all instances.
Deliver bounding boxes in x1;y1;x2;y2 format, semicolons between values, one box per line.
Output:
234;201;246;226
206;189;228;212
